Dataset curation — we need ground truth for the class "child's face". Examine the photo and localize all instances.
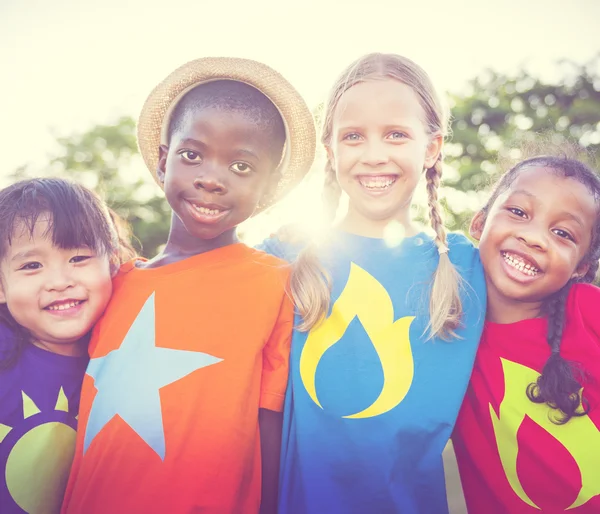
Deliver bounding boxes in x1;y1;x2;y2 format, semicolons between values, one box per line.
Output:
158;107;280;248
0;216;113;355
471;166;597;314
326;78;441;235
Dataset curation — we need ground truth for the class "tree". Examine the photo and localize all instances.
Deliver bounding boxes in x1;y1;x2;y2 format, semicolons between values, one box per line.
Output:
15;117;171;257
441;54;600;232
10;55;600;253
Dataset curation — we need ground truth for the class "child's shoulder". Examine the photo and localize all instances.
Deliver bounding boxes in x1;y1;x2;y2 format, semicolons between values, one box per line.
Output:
565;283;600;346
568;282;600;314
255;233;304;263
447;232;480;265
0;322;18;366
0;321;14;341
246;245;291;278
447;231;476;250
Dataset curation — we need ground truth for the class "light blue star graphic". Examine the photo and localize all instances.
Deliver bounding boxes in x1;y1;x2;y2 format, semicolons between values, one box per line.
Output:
83;292;222;460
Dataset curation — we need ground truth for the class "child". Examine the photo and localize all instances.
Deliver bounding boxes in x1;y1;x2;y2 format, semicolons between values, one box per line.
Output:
61;57;316;514
261;53;487;513
0;177;127;514
453;152;600;513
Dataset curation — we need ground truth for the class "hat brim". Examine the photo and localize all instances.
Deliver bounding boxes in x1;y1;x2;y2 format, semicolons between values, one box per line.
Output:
137;57;316;213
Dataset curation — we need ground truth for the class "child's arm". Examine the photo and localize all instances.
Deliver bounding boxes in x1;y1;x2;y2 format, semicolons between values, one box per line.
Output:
255;224;310;261
258;287;294;514
259;408;283;514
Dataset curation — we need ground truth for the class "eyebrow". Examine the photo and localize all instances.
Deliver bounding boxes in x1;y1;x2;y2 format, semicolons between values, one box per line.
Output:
178;138;205;148
508;189;536;199
234;148;260;161
179;139;261;161
559;211;585;227
11;250;41;263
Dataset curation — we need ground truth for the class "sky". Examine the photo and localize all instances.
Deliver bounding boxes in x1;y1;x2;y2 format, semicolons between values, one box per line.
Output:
1;0;599;178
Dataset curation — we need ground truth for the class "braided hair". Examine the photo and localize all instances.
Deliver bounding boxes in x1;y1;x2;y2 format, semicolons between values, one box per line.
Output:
290;53;463;336
481;154;600;423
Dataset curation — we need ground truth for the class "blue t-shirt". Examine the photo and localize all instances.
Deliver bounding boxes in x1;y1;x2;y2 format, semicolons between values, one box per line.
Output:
0;324;88;514
260;230;486;514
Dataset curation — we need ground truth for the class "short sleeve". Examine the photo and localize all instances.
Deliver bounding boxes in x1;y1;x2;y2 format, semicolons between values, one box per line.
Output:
259;293;294;412
0;323;17;364
570;283;600;342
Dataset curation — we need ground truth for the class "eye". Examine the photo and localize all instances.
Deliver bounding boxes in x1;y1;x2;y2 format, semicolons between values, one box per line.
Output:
552;228;575;242
507;207;527;218
71;254;93;264
179;150;202;163
230;162;253;174
19;262;42;271
342;132;362;142
387;131;407;140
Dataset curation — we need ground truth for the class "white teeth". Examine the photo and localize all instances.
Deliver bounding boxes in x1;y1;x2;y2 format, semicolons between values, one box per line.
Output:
190;203;221;216
359;177;395;189
47;301;81;311
502;252;540;276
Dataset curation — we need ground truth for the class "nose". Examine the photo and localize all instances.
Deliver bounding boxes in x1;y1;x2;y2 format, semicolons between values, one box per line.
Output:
45;266;75;292
193;168;227;195
516;223;548;251
360;139;389;167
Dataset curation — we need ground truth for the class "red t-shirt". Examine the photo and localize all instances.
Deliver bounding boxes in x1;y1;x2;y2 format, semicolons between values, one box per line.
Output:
61;244;293;514
453;283;600;513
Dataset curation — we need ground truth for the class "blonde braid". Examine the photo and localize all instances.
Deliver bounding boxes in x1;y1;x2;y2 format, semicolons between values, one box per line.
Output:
290;161;340;331
425;157;463;339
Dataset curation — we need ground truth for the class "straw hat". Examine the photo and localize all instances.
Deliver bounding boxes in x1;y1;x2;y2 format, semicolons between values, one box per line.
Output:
137;57;316;213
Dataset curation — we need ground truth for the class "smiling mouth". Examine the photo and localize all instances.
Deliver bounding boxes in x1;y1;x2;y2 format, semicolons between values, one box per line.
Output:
45;299;85;311
358;175;397;191
501;251;541;277
188;202;224;216
185;200;229;223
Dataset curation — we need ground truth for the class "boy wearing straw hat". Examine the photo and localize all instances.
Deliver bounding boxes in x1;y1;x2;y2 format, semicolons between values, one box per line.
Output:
61;58;315;514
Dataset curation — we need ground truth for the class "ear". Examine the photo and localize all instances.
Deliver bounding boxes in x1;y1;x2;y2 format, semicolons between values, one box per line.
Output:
573;261;590;281
325;146;335;170
424;134;443;169
0;279;6;304
469;210;486;241
156;145;169;186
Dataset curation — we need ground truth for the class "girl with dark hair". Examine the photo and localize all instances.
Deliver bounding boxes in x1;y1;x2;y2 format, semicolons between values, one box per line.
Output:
0;178;129;514
453;153;600;513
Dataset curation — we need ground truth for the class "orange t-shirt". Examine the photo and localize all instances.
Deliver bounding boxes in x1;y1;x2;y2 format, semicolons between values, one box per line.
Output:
61;244;293;514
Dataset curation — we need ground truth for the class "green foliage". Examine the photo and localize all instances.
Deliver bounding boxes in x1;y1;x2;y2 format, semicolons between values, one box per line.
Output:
444;55;600;226
9;55;600;256
16;117;171;257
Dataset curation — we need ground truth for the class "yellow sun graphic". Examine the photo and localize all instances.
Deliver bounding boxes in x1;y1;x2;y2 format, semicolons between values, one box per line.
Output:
0;388;77;514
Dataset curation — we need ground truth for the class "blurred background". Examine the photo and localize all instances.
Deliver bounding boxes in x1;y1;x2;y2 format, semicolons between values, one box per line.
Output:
2;2;598;512
1;0;599;257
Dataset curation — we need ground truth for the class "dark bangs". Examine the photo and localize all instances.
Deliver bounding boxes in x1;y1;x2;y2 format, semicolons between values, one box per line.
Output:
0;178;117;260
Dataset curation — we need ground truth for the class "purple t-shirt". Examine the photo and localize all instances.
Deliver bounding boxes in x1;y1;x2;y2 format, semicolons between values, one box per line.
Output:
0;323;88;514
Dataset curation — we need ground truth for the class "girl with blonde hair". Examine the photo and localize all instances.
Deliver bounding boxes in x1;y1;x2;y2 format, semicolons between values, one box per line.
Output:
261;53;486;513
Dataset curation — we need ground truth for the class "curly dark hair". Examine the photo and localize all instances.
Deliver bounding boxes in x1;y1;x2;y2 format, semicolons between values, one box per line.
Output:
481;151;600;424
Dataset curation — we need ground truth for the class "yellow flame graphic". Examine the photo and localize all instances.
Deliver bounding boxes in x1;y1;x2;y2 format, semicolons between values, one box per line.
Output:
491;358;600;509
300;263;415;419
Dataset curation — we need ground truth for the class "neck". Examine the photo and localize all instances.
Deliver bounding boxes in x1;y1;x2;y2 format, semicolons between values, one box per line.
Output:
338;211;419;239
486;284;544;324
33;337;87;357
145;216;238;268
